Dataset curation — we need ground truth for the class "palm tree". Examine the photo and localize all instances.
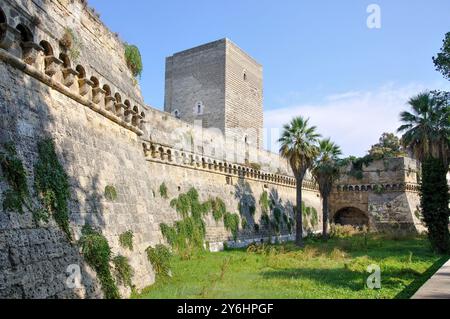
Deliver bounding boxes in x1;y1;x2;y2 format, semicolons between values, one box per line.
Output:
398;91;450;253
398;92;449;165
279;117;320;246
312;139;342;239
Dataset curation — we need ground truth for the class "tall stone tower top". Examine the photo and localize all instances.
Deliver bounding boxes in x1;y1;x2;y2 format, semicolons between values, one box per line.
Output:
164;38;263;149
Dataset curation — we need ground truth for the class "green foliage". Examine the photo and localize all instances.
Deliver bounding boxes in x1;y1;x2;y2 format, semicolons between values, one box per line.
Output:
433;32;450;80
223;212;240;241
119;230;134;251
112;255;134;288
373;184;385;195
125;44;143;78
104;185;118;201
249;162;261;171
249;204;256;216
0;143;29;214
79;225;120;299
259;191;270;215
241;216;248;229
34;139;71;239
60;27;82;61
420;158;450;254
210;197;226;222
146;245;172;278
159;182;168;199
368;133;405;160
160;188;211;257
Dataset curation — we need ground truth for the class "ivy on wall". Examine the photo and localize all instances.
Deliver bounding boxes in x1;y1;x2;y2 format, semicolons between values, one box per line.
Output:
34;139;71;239
0;143;30;214
119;230;134;251
79;225;120;299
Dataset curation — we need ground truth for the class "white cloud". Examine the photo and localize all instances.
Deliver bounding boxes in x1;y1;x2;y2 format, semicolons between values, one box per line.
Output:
264;82;449;157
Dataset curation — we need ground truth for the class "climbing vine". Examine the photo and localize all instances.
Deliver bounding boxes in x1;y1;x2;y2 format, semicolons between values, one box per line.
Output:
0;142;29;214
146;244;172;278
210;197;226;222
124;44;143;78
223;212;240;240
78;225;120;299
160;188;210;257
259;191;270;215
112;255;134;289
34;139;71;239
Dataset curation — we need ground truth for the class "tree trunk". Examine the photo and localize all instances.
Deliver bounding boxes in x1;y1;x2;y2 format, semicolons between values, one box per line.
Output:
322;196;329;240
295;176;304;247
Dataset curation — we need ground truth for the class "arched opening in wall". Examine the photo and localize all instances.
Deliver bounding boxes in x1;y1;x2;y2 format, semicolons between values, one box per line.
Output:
16;23;33;43
76;65;86;78
90;76;99;88
59;53;71;69
40;40;53;56
333;207;369;228
114;93;122;104
0;8;7;41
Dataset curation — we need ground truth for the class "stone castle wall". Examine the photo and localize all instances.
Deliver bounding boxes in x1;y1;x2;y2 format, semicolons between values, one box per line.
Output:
0;0;426;300
0;0;321;299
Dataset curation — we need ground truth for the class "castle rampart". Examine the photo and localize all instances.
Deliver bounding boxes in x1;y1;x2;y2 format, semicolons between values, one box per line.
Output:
0;0;426;299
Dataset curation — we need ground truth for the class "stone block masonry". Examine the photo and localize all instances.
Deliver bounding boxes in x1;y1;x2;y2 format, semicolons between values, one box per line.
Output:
0;0;425;299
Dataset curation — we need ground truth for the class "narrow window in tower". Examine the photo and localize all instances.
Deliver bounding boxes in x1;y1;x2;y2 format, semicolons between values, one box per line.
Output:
195;101;204;115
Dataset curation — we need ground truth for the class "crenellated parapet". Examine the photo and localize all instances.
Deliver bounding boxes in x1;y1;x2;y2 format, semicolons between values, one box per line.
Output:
142;141;319;192
335;183;420;194
0;1;147;136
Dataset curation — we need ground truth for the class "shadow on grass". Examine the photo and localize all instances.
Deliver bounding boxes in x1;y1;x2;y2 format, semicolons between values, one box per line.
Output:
395;256;450;299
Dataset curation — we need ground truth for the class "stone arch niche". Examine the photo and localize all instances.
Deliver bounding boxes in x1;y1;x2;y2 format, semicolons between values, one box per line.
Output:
333;207;369;228
0;7;7;42
16;23;42;65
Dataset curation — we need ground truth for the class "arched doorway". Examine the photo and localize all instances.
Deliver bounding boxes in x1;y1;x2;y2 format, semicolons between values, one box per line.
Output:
334;207;369;228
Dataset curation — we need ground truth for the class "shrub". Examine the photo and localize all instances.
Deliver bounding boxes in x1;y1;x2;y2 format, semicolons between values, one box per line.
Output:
329;224;362;238
249;162;261;171
124;44;143;78
104;185;118;201
119;230;134;251
60;27;81;61
159;182;168;199
34;139;71;239
79;225;120;299
146;245;172;278
112;255;134;288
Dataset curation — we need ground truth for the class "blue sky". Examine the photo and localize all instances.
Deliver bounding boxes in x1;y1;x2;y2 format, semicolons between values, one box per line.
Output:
89;0;450;156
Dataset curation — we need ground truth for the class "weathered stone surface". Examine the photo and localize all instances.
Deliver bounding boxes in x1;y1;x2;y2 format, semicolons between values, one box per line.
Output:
0;0;428;300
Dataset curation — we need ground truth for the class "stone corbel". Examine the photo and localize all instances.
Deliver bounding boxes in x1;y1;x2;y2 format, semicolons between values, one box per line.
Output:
44;56;63;77
78;77;94;97
133;113;143;127
92;87;106;104
123;108;135;123
62;67;79;87
104;96;116;112
0;23;21;56
114;102;126;118
20;41;44;65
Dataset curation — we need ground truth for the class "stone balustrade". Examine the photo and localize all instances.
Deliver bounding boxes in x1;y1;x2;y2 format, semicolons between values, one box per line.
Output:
0;5;146;136
335;183;420;193
142;141;319;191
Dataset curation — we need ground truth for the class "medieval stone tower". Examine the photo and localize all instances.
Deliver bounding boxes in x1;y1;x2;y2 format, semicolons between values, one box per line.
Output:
164;38;264;149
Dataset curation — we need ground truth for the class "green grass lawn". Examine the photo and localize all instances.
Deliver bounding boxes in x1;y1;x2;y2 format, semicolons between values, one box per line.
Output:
134;235;449;299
